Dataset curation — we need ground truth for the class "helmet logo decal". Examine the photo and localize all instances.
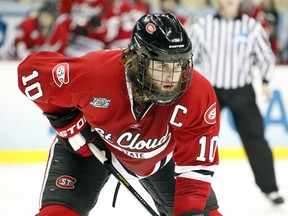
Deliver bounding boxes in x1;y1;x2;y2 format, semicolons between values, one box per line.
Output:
145;23;156;34
169;44;184;48
52;62;70;87
204;102;217;124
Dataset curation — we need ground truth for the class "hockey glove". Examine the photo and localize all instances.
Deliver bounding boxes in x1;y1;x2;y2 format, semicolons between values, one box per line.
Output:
44;108;105;157
73;25;89;36
88;15;101;28
180;210;210;216
72;15;101;36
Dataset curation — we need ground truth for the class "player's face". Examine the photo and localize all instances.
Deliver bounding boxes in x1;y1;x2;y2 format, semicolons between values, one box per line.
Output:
146;60;182;93
38;12;55;28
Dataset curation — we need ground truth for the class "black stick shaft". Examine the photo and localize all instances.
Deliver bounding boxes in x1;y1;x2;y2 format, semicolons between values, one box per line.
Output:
88;144;159;216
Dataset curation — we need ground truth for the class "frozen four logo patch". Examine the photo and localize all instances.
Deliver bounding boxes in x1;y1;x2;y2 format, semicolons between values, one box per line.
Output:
204;102;217;124
52;62;70;87
90;97;111;108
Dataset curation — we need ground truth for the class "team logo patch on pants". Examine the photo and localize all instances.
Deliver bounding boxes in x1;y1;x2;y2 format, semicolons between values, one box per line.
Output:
56;175;76;189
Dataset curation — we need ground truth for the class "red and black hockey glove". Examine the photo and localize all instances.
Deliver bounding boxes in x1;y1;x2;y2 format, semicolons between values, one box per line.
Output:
72;15;101;36
44;108;105;157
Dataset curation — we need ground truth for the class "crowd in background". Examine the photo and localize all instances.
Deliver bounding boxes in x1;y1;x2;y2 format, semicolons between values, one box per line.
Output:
0;0;287;64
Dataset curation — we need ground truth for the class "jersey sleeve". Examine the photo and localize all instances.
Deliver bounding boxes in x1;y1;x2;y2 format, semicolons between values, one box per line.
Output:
252;21;276;83
172;71;220;215
39;18;70;55
14;19;35;59
17;51;93;114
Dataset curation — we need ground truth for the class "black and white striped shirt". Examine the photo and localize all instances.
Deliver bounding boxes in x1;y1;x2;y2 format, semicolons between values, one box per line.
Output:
188;13;275;89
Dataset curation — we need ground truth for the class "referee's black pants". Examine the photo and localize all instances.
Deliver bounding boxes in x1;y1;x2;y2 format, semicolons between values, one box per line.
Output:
214;84;279;194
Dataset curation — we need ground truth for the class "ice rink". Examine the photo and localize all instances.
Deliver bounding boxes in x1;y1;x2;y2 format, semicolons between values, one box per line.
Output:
0;159;287;216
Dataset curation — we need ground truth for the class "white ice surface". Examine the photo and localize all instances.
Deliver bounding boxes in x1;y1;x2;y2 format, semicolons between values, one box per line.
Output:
0;159;287;216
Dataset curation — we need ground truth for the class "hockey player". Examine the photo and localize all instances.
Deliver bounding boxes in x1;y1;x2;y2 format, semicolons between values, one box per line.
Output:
1;1;70;60
58;0;109;56
104;0;150;49
18;13;222;216
59;0;150;53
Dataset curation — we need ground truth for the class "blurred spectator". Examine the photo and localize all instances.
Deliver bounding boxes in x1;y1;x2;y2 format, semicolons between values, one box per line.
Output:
59;0;150;55
259;0;281;62
152;0;187;25
0;16;6;47
240;0;269;30
104;0;150;49
0;0;70;60
58;0;109;56
205;0;212;6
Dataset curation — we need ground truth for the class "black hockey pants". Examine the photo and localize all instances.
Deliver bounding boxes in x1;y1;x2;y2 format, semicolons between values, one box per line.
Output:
39;139;219;216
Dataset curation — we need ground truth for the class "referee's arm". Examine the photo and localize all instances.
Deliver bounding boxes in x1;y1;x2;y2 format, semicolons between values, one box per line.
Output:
252;22;276;84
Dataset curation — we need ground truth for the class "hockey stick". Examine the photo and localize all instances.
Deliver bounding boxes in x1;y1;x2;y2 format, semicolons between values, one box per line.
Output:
88;143;159;216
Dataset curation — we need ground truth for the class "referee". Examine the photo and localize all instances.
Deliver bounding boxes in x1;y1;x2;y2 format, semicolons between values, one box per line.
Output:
188;0;284;204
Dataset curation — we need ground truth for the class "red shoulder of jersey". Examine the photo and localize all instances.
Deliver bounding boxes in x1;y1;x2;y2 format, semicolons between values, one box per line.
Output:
172;70;220;214
172;69;219;167
17;49;124;113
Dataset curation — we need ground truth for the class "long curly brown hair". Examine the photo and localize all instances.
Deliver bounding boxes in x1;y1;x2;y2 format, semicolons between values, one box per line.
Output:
121;48;149;105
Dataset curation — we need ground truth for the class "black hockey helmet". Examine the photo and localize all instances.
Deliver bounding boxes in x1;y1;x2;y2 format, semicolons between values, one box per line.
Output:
128;13;193;105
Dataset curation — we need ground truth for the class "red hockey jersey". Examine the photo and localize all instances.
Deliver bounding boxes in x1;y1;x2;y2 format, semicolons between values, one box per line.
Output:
103;0;150;48
14;17;69;59
18;49;220;214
